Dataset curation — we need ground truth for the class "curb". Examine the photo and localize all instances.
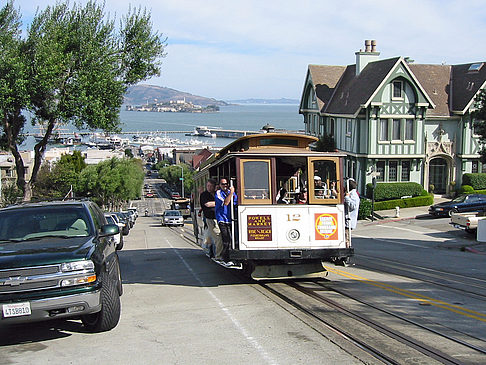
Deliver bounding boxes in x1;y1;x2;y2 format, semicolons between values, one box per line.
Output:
361;216;416;225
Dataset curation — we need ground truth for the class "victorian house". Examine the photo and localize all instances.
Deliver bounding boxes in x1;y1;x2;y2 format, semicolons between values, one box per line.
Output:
299;40;486;195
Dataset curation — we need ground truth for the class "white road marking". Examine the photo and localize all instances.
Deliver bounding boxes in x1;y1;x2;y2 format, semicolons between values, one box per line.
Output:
165;238;278;365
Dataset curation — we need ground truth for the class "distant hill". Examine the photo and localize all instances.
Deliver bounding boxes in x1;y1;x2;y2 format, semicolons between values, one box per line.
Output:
227;98;300;105
124;84;228;107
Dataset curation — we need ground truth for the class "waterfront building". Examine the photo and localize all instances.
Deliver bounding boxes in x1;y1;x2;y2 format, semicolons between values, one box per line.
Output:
299;40;486;195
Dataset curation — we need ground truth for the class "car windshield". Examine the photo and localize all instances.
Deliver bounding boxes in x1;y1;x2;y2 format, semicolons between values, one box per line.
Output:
165;211;180;216
451;195;467;203
0;205;92;242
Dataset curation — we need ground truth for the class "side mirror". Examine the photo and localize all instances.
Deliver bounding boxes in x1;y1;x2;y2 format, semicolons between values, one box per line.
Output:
99;223;120;237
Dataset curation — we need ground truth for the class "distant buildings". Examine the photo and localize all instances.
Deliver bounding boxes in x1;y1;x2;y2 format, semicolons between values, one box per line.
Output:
126;99;219;113
299;40;486;195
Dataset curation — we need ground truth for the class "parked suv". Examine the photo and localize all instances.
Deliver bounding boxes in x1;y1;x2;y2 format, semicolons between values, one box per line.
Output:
0;200;122;332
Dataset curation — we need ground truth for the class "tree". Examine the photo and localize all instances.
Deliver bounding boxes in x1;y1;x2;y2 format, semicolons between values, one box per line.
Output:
314;134;336;152
472;89;486;162
0;1;167;201
158;164;194;196
33;151;86;200
124;148;134;158
77;157;144;210
0;1;30;193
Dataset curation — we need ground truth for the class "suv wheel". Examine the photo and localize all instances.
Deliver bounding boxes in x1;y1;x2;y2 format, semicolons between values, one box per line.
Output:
82;270;121;332
116;236;124;250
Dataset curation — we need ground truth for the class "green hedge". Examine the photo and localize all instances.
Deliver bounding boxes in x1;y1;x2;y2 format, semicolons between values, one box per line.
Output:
462;173;486;190
373;194;434;211
358;198;372;220
365;182;424;201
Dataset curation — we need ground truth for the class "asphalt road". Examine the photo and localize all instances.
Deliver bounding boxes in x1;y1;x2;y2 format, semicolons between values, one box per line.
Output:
0;213;362;365
2;198;485;364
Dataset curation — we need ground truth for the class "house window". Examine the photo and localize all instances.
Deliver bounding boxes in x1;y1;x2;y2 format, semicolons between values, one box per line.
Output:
389;161;398;181
346;119;352;136
473;120;482;135
392;80;403;99
401;161;410;181
392;119;401;140
330;118;335;137
5;169;12;178
405;120;414;140
376;161;385;182
379;119;388;141
472;160;479;173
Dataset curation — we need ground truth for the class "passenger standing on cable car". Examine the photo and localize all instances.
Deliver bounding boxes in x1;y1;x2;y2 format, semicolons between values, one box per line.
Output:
344;179;360;243
215;178;237;263
200;179;222;259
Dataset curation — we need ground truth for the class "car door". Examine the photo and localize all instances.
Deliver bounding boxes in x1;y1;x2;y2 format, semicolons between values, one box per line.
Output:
461;195;479;212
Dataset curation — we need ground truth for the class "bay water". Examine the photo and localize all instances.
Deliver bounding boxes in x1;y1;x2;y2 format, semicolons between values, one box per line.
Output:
21;104;304;150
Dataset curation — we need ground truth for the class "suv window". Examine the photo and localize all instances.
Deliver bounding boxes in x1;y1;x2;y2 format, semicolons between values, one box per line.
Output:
0;205;92;240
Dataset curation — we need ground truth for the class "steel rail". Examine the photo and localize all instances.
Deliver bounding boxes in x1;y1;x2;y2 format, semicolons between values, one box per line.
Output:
259;282;401;365
293;279;486;361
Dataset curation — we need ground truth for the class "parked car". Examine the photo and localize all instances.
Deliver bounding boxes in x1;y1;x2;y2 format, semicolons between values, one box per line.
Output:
145;192;155;198
123;210;136;226
162;210;184;226
127;207;138;219
171;191;181;199
428;194;486;217
105;213;124;250
0;200;122;332
113;212;130;235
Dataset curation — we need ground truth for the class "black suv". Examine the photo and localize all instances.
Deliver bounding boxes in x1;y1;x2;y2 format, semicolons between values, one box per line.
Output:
0;200;122;332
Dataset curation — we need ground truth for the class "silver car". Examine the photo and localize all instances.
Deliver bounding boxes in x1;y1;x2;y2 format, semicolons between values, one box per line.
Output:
162;210;184;226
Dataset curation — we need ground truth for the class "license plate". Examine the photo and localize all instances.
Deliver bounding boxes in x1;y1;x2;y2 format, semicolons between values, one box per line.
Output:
3;302;31;318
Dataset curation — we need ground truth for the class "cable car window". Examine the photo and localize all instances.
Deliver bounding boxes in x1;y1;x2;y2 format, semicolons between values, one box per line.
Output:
308;158;341;204
241;159;272;204
260;138;298;147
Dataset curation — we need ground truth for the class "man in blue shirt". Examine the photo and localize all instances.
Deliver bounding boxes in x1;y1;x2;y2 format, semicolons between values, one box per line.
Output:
215;178;237;263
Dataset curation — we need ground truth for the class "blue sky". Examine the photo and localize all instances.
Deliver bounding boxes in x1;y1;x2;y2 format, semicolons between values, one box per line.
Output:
11;0;486;100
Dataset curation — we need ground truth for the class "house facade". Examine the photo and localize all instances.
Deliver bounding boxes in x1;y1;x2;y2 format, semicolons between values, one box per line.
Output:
299;40;486;195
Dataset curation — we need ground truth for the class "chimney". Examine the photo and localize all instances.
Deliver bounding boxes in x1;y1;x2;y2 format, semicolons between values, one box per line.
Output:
355;39;380;75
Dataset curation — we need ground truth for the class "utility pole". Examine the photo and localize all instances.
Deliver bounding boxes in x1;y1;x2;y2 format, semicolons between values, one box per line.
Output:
178;165;184;198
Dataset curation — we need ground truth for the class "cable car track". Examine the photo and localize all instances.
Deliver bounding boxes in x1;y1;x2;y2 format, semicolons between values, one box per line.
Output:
256;279;486;364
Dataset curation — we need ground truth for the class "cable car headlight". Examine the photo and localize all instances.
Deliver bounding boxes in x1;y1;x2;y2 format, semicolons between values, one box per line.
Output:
287;229;300;241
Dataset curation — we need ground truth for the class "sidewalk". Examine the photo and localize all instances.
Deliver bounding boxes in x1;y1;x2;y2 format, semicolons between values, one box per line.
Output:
360;196;486;255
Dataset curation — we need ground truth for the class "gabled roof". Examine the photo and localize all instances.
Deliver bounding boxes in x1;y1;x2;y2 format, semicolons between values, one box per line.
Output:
408;64;452;117
325;57;400;115
303;53;486;118
451;62;486;114
306;65;346;111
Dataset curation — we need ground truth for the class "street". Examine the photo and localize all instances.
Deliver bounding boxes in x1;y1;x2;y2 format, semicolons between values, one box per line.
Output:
1;200;486;364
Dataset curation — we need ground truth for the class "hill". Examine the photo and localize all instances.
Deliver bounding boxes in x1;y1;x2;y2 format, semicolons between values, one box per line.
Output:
124;84;228;107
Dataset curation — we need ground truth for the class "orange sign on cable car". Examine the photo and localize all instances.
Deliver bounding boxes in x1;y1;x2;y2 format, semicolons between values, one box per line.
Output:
315;213;339;240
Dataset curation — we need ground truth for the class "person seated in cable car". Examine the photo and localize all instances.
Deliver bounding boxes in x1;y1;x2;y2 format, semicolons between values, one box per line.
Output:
314;176;326;198
276;188;289;204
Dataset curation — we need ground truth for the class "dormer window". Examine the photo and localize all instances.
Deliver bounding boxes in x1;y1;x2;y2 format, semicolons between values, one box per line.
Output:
392;80;403;99
468;63;484;73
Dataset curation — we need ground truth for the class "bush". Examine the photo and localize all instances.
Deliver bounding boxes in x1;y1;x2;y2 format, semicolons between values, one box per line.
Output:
462;173;486;190
365;182;424;201
458;184;474;194
358;198;372;220
373;194;434;211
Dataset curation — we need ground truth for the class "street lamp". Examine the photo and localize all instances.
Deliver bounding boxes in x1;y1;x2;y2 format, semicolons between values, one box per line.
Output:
178;165;184;198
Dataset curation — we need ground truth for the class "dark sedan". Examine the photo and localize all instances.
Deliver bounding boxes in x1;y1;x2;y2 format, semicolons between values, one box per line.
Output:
428;194;486;217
